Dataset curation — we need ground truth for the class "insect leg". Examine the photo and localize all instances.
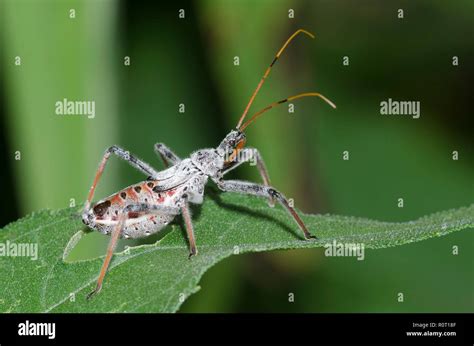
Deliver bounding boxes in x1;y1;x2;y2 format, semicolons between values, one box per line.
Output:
180;196;197;258
126;199;196;259
87;211;126;300
154;143;181;168
222;148;275;206
87;203;180;299
122;199;197;260
216;179;316;240
84;145;159;212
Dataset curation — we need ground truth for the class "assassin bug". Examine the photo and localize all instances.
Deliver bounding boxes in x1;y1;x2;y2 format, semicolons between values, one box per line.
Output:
82;29;336;299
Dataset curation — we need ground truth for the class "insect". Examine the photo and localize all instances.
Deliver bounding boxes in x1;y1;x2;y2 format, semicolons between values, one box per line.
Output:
82;29;336;299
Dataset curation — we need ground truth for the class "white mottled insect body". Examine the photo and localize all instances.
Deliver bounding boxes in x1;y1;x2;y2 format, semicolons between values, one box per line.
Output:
82;29;336;299
83;159;209;239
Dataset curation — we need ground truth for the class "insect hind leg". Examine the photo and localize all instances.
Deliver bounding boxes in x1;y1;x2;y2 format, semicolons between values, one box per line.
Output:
86;202;180;299
87;211;126;300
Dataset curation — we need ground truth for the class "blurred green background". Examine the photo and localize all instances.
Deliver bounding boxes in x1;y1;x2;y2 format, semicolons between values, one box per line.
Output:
0;0;473;312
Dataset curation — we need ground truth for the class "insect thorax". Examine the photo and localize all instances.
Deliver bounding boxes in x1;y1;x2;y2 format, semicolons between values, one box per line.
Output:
190;149;224;177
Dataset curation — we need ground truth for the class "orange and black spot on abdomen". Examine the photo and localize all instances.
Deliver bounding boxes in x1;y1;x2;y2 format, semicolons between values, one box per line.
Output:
128;211;140;218
93;200;111;217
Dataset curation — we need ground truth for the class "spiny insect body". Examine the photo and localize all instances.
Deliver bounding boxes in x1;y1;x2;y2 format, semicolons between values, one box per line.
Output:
82;29;336;299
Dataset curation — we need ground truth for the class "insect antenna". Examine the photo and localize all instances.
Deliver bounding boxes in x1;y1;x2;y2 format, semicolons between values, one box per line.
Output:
239;92;336;131
236;29;315;129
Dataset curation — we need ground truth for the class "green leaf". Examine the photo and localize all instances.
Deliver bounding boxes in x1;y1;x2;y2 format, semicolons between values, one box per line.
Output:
0;192;472;313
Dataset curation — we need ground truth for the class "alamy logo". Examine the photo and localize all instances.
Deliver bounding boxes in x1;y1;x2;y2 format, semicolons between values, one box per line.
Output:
380;98;420;119
324;240;365;260
0;240;38;260
55;98;95;119
220;147;257;166
18;320;55;339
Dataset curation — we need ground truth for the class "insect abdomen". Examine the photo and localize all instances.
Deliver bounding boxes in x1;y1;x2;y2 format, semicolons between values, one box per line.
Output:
89;180;179;238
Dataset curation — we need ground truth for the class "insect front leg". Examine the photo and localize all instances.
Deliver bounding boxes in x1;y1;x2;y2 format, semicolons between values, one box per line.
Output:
215;179;316;240
87;202;180;300
223;148;275;207
154;143;181;168
84;145;159;212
